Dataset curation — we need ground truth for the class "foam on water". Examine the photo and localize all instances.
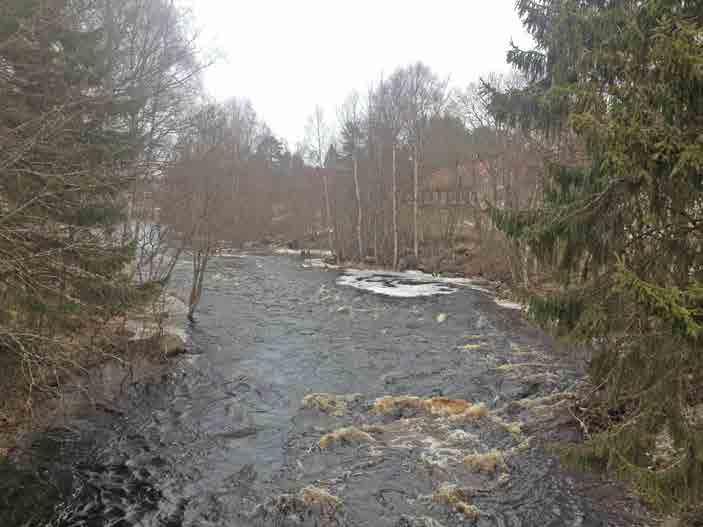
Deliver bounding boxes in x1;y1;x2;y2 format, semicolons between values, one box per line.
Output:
336;269;492;298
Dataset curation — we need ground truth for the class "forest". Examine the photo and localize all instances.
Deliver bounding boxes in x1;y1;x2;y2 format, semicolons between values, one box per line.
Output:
1;0;702;522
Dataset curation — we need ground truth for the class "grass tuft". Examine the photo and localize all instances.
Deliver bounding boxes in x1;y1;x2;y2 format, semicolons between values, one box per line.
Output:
432;483;480;519
318;426;376;449
463;450;506;474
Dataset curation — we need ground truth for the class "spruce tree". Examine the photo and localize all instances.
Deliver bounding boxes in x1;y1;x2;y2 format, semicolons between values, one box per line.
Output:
0;1;159;393
488;0;703;512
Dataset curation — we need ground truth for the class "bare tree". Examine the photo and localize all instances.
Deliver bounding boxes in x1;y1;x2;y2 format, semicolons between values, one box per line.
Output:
392;145;399;268
396;63;449;260
338;93;366;260
162;104;230;320
304;106;334;253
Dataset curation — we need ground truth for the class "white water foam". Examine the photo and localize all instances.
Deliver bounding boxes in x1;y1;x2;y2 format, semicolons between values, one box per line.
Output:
336;270;460;298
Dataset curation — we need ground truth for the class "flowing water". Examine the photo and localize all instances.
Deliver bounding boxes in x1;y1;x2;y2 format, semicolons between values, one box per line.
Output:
10;254;648;527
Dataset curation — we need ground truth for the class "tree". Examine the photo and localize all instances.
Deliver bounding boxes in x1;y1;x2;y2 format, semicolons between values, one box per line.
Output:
104;0;204;286
371;75;406;268
0;0;198;397
338;92;366;260
162;104;231;321
304;106;334;253
393;63;448;260
488;0;703;512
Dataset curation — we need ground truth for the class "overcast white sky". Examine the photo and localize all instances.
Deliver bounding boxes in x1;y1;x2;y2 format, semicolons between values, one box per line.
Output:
192;1;533;147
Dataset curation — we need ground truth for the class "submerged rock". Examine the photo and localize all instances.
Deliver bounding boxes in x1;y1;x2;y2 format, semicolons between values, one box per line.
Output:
159;334;186;357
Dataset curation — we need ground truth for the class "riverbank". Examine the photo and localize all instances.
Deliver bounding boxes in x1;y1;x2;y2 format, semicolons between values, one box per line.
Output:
0;294;189;461
0;329;189;522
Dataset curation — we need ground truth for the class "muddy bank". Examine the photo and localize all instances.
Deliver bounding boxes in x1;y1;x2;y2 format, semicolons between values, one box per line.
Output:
4;254;657;526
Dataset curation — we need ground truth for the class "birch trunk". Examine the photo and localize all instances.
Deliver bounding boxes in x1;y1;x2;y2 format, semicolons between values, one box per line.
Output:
321;168;334;254
413;146;419;260
392;146;399;270
353;156;363;260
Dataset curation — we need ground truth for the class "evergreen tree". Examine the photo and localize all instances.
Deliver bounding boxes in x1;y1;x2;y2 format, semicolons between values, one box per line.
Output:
0;0;171;394
488;0;703;512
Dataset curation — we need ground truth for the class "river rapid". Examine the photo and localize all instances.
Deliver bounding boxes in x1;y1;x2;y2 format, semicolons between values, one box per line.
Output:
9;254;650;527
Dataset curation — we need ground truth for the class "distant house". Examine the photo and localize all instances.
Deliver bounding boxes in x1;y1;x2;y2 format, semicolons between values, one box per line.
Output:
421;159;492;206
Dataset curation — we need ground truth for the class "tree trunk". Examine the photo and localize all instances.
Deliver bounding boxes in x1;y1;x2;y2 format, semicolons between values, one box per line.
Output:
392;146;399;270
373;214;378;262
320;168;334;254
413;146;419;260
188;248;210;321
353;156;363;260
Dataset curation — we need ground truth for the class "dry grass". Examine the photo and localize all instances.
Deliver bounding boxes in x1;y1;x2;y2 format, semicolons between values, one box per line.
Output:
319;426;376;449
463;450;506;474
489;415;523;436
301;393;361;416
373;396;488;421
299;486;342;510
448;402;489;423
373;395;426;415
504;421;523;436
424;397;476;416
432;483;480;519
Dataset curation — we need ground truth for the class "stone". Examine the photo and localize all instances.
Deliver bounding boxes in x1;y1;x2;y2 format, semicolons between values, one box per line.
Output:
159;334;186;357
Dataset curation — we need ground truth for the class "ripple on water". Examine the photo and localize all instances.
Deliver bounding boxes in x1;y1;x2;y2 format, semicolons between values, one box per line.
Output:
14;255;644;527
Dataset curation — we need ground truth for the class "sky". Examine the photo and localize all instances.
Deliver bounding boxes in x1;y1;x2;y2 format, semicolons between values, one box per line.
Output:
191;1;534;148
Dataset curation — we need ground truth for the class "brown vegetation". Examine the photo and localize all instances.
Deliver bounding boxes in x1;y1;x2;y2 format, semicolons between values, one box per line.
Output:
463;450;506;474
301;393;361;416
318;427;376;449
432;483;480;519
373;396;488;422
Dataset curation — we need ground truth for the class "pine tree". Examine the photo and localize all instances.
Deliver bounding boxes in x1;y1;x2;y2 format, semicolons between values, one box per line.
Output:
488;0;703;513
0;1;162;394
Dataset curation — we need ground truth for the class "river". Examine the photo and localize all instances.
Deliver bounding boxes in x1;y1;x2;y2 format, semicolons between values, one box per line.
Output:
14;254;648;526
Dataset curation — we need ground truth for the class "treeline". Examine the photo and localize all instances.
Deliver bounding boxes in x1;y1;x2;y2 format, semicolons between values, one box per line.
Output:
298;65;546;278
169;65;550;285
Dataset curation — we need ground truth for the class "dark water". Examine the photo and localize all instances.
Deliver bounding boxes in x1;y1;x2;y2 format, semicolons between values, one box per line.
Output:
9;255;645;526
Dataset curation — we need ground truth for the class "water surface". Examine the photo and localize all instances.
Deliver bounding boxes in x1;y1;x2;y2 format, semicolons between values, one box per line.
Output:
24;254;644;526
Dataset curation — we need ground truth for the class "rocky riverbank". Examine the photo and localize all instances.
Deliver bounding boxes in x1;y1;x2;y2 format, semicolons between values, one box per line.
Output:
0;293;189;461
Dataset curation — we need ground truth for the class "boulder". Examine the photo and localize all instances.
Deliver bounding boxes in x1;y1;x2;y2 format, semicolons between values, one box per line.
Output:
159;334;186;357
